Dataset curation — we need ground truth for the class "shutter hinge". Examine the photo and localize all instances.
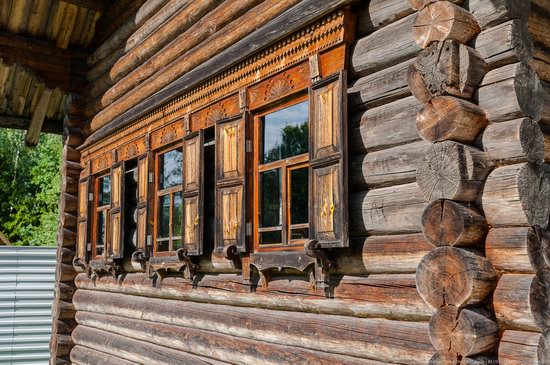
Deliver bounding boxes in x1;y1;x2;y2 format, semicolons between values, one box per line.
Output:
246;140;252;153
246;222;252;236
149;172;154;183
146;235;152;246
88;192;94;202
86;243;92;252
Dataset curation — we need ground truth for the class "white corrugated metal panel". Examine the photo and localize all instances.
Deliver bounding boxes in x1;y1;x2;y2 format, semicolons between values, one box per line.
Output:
0;246;56;365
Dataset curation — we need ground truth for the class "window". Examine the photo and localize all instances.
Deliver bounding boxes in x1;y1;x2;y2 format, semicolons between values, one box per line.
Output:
254;98;310;249
155;147;183;254
93;174;111;258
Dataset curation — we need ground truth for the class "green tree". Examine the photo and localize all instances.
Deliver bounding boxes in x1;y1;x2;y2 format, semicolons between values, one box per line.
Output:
0;129;61;246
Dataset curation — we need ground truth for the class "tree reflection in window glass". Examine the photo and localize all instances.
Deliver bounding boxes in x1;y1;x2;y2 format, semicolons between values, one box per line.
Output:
262;101;308;164
99;176;111;206
261;169;281;228
160;149;183;189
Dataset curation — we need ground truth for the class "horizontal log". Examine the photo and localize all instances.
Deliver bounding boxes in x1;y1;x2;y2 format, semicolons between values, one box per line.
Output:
416;96;487;144
481;117;544;165
57;263;77;282
486;227;550;273
430;305;499;357
75;272;434;320
409;0;464;11
57;247;75;265
408;40;487;103
85;0;358;142
349;58;413;110
493;274;540;332
72;325;217;365
416;141;493;202
498;330;546;365
74;289;435;364
350;140;430;189
481;163;550;228
350;96;423;153
528;6;550;52
413;2;480;49
351;12;420;77
57;282;76;300
335;234;433;275
53;299;75;320
466;0;530;30
532;58;550;84
421;200;488;248
74;314;382;365
356;0;415;36
416;246;499;308
99;0;266;102
349;182;428;235
71;345;137;365
477;62;543;123
474;19;533;69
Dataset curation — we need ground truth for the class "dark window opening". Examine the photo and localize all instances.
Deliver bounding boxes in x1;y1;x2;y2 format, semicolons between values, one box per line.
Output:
123;159;138;257
203;127;215;253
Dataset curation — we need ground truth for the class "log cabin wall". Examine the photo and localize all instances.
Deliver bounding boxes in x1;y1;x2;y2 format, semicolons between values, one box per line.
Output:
58;0;550;364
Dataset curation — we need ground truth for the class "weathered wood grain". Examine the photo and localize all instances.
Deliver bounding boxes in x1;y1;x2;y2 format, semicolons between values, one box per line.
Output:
416;246;499;308
73;290;435;364
71;346;137;365
349;58;413;110
466;0;530;30
416;141;493;202
477;62;543;123
408;40;487;103
481;117;544;165
356;0;415;36
474;19;533;69
335;234;433;275
498;330;543;365
74;272;434;320
486;227;550;274
493;274;541;332
481;163;550;228
429;305;499;357
349;182;428;235
413;2;480;49
351;12;420;77
416;96;487;144
421;200;488;248
350;96;423;153
350;140;430;189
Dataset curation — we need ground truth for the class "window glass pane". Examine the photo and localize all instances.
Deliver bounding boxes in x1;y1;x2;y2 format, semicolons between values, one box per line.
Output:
261;169;281;228
99;176;111;206
260;231;282;245
172;192;182;238
290;167;308;225
158;195;170;239
157;239;169;252
290;228;309;241
262;101;309;164
97;211;106;244
173;239;182;250
160;149;183;189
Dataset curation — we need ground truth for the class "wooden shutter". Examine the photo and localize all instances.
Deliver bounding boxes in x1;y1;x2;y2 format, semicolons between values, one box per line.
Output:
136;153;152;256
76;176;92;263
215;115;247;253
309;71;348;248
183;131;204;256
110;162;125;258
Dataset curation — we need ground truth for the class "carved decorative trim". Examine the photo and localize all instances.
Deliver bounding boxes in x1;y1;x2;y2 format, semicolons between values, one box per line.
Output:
91;152;113;174
82;9;351;162
118;138;146;161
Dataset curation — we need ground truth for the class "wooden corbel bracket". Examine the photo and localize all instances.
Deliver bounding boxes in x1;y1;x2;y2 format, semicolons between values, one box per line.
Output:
88;258;122;282
249;251;316;289
72;256;87;272
305;239;336;289
148;248;199;283
131;251;148;271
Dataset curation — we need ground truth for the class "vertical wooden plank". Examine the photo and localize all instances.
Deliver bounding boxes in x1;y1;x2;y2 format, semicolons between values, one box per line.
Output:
110;162;125;258
309;71;348;248
183;131;204;255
